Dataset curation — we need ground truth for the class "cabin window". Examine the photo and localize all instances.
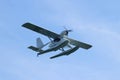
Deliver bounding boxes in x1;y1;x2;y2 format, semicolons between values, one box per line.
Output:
54;38;61;42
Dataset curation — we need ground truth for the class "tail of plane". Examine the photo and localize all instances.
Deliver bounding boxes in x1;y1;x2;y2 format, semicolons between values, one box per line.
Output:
28;37;50;56
28;37;44;53
36;38;44;49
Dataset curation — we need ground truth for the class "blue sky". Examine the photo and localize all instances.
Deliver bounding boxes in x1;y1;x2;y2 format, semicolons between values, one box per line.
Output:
0;0;120;80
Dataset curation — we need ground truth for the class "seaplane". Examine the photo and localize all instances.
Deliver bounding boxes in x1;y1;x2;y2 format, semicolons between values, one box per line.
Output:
22;22;92;59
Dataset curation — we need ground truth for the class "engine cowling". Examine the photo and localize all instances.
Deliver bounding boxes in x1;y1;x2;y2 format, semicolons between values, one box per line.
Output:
60;30;72;36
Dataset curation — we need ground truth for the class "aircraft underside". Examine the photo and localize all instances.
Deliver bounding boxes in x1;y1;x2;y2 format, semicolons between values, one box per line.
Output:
22;22;92;59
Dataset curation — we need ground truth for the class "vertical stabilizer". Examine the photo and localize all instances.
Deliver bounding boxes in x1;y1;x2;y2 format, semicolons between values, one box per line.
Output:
36;38;44;49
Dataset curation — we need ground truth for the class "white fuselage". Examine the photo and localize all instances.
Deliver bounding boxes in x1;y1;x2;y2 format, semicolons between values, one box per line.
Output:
37;31;70;54
48;30;70;50
49;38;69;51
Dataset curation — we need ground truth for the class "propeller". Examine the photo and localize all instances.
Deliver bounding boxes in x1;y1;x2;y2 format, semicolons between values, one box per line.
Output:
63;26;72;35
63;26;72;32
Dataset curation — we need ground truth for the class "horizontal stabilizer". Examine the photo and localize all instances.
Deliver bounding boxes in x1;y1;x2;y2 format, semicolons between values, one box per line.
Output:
28;46;39;52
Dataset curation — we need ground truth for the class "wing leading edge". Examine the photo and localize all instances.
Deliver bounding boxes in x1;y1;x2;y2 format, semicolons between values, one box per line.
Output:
22;22;60;39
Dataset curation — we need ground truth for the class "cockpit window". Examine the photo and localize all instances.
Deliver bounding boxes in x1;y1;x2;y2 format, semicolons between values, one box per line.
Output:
54;38;61;42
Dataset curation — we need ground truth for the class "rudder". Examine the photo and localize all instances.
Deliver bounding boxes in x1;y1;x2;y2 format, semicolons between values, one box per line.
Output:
36;38;44;49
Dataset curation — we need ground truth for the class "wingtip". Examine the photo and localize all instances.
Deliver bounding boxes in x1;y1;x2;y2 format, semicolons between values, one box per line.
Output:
50;56;55;59
87;45;92;49
50;57;53;59
22;22;31;27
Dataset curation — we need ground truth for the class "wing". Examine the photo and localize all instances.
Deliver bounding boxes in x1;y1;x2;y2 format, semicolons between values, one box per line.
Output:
22;22;60;39
67;38;92;49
